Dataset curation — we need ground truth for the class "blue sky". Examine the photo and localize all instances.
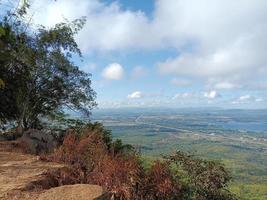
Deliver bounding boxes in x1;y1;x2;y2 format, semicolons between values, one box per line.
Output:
4;0;267;108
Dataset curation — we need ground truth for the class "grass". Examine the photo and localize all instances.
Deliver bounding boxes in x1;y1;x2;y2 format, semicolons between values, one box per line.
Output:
230;183;267;200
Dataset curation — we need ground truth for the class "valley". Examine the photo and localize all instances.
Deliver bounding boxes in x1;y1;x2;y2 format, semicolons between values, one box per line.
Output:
93;108;267;200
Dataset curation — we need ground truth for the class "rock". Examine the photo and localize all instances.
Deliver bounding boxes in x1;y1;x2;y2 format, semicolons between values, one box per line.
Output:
37;184;107;200
18;129;59;154
0;135;5;141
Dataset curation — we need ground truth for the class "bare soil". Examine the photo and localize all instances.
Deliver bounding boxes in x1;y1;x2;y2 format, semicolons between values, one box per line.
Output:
0;141;104;200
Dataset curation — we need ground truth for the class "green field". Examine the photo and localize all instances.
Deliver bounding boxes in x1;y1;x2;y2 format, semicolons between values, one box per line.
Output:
93;108;267;199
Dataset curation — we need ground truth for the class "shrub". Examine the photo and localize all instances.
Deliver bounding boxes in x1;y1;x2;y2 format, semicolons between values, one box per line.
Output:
166;151;236;200
140;161;183;200
90;154;142;200
44;123;140;199
46;127;108;173
45;166;86;186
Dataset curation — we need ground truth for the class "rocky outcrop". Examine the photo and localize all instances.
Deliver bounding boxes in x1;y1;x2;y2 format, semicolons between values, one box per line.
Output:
18;129;60;154
37;184;107;200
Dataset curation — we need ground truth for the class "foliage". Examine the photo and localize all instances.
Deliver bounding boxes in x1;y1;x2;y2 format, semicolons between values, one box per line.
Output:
166;151;236;200
43;123;236;200
140;160;184;200
90;154;142;200
0;3;96;132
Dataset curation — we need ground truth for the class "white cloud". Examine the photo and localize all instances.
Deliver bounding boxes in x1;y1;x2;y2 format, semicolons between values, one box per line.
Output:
29;0;95;28
231;94;263;104
239;95;251;101
30;1;267;49
28;0;267;89
102;63;124;80
127;91;143;99
29;0;152;51
255;98;264;102
153;0;267;87
173;92;195;99
214;82;237;90
173;91;222;100
204;90;218;99
157;37;267;81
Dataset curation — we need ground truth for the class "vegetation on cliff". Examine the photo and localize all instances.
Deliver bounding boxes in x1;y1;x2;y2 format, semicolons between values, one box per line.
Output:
43;123;236;200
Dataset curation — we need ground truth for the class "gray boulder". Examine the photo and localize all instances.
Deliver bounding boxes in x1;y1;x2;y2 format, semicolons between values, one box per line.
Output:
0;135;5;141
18;129;59;154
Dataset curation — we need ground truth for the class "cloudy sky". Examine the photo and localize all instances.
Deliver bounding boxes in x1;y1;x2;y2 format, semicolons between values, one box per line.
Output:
13;0;267;108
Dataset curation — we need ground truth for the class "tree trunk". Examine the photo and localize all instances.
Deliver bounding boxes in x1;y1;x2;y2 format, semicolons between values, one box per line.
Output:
16;118;24;137
16;97;28;137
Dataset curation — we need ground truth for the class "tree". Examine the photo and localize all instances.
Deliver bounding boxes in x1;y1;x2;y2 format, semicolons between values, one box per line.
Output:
0;3;96;132
166;151;236;200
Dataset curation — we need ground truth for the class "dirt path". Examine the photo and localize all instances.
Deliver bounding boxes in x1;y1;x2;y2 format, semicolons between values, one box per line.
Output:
0;141;105;200
0;141;63;199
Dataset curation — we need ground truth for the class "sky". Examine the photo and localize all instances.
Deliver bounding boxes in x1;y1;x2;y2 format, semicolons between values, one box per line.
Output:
3;0;267;109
